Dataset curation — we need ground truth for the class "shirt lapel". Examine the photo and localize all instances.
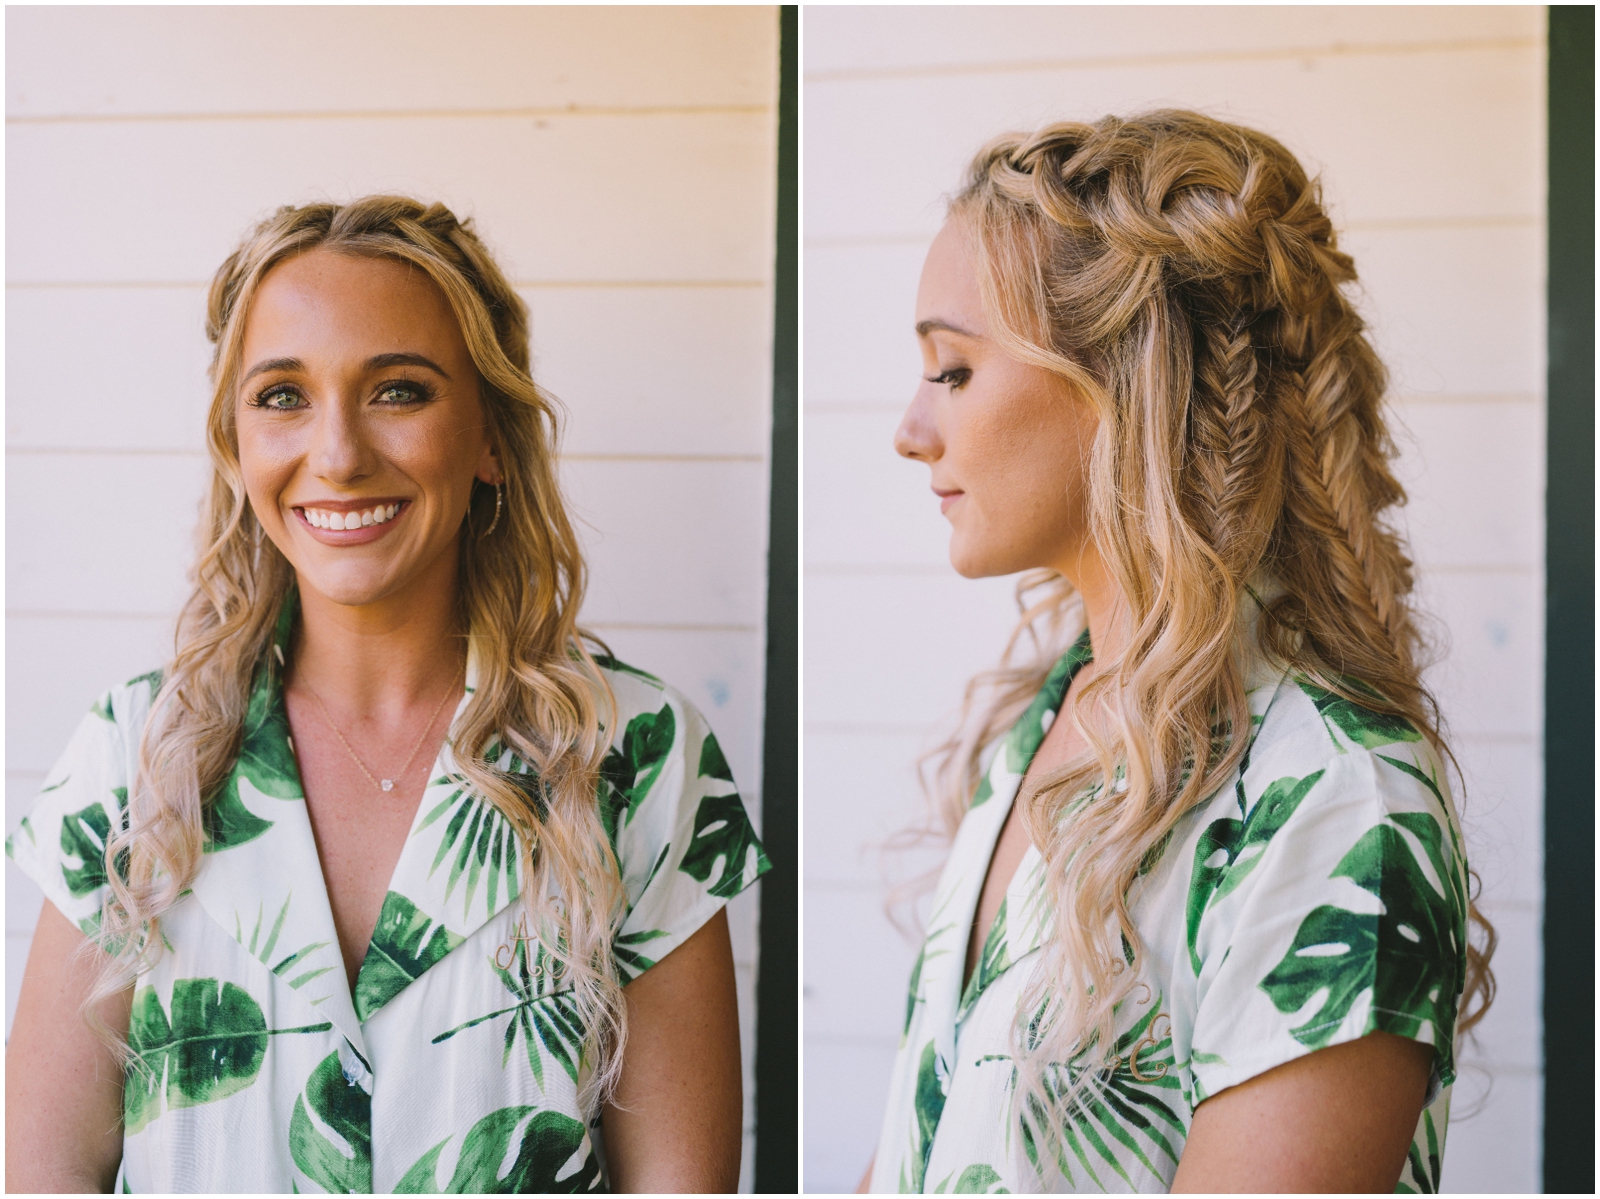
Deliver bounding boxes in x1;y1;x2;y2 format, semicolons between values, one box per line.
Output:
351;653;527;1022
187;595;366;1054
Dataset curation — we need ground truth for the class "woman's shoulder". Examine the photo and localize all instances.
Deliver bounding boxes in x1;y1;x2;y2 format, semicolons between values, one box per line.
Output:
1177;664;1465;948
1239;669;1454;821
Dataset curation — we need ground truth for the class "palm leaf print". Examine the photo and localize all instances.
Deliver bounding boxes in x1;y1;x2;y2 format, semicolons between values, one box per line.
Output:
958;899;1011;1020
124;978;331;1134
614;926;670;977
353;891;465;1020
289;1047;373;1194
1259;815;1463;1062
394;1106;600;1193
233;894;334;992
1184;769;1324;971
931;1163;1008;1193
986;1000;1184;1190
418;780;522;924
431;938;587;1090
1398;1108;1442;1194
1295;677;1423;750
598;703;676;844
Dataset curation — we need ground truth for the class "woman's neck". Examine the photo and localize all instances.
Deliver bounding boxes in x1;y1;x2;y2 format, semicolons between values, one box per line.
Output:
290;554;467;716
1055;541;1127;678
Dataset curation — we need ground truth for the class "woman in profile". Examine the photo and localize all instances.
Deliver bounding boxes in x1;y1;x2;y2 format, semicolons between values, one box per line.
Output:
865;112;1491;1192
7;197;767;1193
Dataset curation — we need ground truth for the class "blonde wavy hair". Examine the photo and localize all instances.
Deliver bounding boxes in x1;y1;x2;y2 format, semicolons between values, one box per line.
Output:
89;196;630;1106
919;111;1494;1169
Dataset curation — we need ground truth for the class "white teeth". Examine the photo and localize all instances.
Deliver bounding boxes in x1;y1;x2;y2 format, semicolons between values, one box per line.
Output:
303;505;400;529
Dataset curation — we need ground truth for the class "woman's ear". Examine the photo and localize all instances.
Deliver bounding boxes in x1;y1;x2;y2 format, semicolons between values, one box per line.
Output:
475;441;504;488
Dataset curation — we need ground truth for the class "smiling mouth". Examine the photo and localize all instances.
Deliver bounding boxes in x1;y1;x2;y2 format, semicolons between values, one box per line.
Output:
295;501;406;532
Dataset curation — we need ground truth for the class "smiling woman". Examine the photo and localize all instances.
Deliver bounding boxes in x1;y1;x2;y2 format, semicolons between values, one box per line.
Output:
5;198;768;1194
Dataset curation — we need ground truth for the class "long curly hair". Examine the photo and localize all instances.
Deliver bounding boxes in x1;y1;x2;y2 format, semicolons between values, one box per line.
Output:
90;196;630;1107
920;111;1495;1170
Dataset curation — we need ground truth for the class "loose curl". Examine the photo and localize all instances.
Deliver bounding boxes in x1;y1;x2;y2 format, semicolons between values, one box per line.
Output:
88;196;631;1109
920;111;1495;1174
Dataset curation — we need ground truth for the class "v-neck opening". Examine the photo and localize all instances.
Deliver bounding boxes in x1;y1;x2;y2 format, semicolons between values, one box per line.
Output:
956;630;1093;1008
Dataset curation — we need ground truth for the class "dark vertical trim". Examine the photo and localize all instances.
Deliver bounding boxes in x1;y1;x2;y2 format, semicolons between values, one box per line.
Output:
1543;6;1593;1194
754;5;799;1193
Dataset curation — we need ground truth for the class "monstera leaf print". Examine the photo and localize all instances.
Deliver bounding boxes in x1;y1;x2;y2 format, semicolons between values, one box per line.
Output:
599;704;676;843
590;654;663;689
1295;678;1423;750
394;1106;600;1193
123;978;329;1134
290;1048;373;1194
60;795;119;899
1260;814;1463;1061
1185;770;1325;971
900;1041;949;1194
1003;636;1090;776
353;892;465;1021
679;791;767;899
203;668;297;852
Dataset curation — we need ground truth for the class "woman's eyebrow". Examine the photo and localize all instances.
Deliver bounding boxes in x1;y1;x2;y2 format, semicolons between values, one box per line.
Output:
240;356;304;383
366;351;451;378
915;318;978;339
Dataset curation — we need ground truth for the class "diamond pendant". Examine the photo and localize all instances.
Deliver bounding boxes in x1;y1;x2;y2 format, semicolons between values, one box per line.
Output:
381;779;394;792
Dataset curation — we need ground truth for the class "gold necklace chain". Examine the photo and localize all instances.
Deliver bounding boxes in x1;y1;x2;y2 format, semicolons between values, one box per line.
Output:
302;663;464;794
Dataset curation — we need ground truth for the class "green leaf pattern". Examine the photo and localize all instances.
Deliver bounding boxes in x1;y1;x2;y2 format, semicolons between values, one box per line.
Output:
8;631;758;1194
874;636;1470;1193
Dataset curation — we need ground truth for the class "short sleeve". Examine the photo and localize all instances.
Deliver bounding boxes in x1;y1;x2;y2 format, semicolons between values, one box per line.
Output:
6;681;149;934
597;669;771;982
1186;737;1468;1106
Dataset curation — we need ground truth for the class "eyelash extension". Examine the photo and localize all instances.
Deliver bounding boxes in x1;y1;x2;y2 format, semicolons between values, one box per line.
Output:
926;368;971;388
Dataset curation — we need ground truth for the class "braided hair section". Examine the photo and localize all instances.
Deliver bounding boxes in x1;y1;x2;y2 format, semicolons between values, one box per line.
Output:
926;110;1491;1177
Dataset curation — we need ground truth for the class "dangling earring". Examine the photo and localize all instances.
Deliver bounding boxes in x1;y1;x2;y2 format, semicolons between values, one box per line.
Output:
480;482;503;539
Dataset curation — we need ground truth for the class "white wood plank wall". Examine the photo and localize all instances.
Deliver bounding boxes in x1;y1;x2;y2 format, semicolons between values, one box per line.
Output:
801;7;1545;1193
4;8;779;1190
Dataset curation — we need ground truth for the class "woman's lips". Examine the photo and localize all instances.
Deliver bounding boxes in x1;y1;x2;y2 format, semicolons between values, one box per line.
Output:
292;500;410;545
933;488;964;515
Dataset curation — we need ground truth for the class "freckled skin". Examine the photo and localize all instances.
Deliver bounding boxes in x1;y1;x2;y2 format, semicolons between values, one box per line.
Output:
895;220;1100;582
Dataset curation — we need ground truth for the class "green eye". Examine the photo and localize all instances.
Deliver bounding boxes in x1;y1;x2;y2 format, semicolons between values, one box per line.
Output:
258;387;303;410
378;383;427;405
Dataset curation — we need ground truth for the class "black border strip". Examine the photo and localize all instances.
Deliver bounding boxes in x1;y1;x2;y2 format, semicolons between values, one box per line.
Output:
754;5;799;1193
1542;6;1593;1194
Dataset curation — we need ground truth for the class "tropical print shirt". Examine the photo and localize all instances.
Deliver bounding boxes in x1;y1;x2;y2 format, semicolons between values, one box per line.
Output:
8;603;770;1194
870;623;1468;1195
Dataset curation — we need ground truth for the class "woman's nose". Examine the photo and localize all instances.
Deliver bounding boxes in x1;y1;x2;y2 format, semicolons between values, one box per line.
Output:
894;383;943;463
309;397;373;483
